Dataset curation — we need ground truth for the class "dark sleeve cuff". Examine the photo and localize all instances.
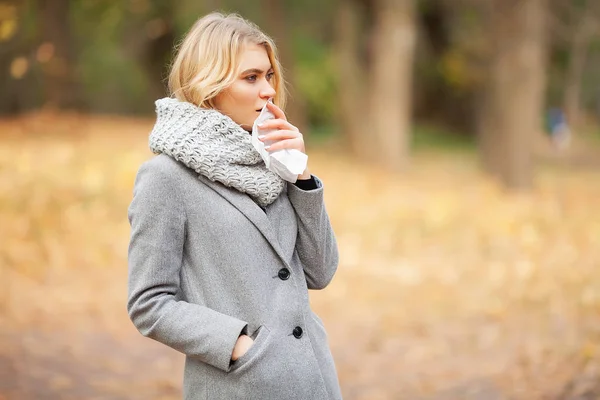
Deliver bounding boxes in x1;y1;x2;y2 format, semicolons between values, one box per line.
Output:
293;176;318;191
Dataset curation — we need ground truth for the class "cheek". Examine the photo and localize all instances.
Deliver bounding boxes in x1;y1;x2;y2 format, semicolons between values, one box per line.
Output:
221;82;259;118
233;81;258;98
238;86;258;106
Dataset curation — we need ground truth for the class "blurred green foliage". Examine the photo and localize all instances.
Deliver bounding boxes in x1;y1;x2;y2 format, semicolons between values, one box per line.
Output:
5;0;600;142
293;33;337;128
411;124;475;152
73;2;149;113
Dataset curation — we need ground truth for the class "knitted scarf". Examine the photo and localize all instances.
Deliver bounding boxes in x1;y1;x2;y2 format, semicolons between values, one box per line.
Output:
149;97;285;207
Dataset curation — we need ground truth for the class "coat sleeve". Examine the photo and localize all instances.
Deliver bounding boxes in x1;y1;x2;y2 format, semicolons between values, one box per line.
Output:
127;161;248;372
287;175;339;290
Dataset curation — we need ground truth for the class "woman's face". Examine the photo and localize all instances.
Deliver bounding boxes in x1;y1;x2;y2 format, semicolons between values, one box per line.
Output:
213;43;276;131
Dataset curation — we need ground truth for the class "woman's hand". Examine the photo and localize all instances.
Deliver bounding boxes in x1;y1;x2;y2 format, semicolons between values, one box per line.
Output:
231;334;254;361
257;102;311;180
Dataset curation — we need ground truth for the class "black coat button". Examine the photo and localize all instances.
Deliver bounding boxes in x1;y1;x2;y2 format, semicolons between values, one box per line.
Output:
278;268;291;280
293;326;303;339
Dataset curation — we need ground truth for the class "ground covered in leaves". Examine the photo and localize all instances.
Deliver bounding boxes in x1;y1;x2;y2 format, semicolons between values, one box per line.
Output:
2;112;600;400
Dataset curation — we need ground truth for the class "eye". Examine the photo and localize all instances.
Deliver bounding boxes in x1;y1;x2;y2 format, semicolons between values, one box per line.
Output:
245;75;257;82
266;72;274;81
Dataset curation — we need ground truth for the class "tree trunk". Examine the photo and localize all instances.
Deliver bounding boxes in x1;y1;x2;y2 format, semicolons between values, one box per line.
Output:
334;0;369;157
478;0;547;190
369;0;415;170
477;0;504;180
37;0;83;110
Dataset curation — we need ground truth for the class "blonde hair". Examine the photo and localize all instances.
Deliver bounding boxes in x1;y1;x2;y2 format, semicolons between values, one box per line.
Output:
168;12;286;110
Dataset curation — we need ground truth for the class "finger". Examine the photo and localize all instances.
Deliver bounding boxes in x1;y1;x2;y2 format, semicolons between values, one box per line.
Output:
259;118;297;132
265;101;287;121
259;129;301;142
266;138;305;153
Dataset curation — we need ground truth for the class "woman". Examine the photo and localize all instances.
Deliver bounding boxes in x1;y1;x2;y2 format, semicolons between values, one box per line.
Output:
127;12;342;400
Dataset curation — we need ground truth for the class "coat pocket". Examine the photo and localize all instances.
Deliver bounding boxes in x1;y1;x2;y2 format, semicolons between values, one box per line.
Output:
209;328;330;400
229;325;271;374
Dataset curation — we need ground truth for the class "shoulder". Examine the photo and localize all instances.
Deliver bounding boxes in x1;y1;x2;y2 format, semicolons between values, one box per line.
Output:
133;154;218;201
140;153;189;176
137;154;199;182
133;154;194;194
129;155;189;220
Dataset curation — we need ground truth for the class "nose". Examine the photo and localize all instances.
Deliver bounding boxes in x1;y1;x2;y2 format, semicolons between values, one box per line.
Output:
260;79;276;99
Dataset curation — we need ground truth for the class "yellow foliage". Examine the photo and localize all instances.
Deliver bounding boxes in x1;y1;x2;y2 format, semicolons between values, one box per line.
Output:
0;4;17;42
0;18;15;41
10;56;28;79
1;113;600;398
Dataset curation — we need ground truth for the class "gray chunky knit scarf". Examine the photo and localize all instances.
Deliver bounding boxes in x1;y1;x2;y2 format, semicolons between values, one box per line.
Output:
149;97;285;207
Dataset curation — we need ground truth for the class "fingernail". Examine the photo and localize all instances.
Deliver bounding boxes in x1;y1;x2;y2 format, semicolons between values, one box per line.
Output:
257;123;264;127
258;135;266;140
264;145;270;150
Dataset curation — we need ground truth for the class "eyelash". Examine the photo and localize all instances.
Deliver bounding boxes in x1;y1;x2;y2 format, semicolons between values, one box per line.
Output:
246;72;274;82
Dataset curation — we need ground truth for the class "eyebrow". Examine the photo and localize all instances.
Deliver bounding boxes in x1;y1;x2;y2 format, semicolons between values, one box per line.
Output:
240;67;274;75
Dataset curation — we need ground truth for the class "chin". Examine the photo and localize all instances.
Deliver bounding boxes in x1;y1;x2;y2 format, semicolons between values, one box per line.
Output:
240;123;253;131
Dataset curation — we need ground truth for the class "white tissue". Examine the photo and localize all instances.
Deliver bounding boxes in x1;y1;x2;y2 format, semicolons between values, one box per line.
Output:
251;101;308;183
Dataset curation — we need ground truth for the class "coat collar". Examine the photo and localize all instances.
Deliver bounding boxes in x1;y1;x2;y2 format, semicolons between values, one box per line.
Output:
199;176;290;266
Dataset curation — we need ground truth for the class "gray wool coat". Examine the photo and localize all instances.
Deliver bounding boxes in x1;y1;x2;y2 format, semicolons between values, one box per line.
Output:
127;154;342;400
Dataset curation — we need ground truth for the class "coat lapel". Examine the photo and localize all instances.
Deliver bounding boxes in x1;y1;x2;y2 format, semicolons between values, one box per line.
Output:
199;176;290;265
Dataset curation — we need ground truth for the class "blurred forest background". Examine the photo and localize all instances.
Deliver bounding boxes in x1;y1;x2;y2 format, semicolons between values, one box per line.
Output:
4;0;600;184
2;0;600;399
